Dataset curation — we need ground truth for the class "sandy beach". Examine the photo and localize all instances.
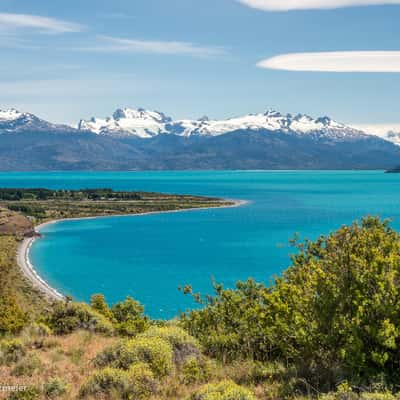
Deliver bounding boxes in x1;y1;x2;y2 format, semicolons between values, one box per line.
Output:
16;199;247;302
17;237;65;301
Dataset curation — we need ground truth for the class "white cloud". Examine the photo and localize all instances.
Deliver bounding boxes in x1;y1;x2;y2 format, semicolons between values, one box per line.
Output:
237;0;400;11
0;13;83;33
257;51;400;72
78;35;225;57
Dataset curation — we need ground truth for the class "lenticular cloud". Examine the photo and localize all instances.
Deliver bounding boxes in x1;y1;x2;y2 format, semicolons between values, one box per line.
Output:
238;0;400;11
257;51;400;73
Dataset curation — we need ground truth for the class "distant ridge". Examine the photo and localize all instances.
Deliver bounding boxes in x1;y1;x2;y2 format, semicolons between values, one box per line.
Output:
77;107;370;140
0;107;399;171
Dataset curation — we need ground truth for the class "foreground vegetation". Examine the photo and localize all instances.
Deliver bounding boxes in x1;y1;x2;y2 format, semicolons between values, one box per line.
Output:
1;208;400;398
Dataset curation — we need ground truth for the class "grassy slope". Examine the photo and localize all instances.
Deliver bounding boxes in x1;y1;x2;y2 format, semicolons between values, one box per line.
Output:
0;328;277;400
0;235;49;319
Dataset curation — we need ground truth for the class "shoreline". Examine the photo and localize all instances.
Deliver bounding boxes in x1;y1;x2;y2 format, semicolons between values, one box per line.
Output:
17;199;248;302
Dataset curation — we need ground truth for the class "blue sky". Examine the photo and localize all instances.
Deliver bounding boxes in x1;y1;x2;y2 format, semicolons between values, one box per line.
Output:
1;0;400;131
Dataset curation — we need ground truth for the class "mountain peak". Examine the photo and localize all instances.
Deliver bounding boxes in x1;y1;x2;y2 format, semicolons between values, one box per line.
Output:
77;107;368;140
112;107;172;124
263;109;284;118
0;108;77;134
0;108;24;121
79;107;172;138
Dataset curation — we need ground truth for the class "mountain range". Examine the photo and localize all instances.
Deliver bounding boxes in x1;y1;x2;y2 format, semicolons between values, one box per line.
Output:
0;107;399;171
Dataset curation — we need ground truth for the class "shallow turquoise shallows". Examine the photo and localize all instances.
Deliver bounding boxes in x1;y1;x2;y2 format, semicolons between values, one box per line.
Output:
2;171;400;319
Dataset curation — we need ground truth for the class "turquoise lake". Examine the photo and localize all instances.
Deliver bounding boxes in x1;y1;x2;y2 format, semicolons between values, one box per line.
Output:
1;171;400;319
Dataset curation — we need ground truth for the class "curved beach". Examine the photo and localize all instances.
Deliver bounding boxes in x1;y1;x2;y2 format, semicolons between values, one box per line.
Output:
18;236;65;301
16;199;247;302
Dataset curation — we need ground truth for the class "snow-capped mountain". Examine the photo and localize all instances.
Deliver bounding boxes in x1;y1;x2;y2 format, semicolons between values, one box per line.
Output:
0;108;75;134
78;108;172;138
172;110;367;139
77;107;369;141
351;124;400;146
1;106;399;171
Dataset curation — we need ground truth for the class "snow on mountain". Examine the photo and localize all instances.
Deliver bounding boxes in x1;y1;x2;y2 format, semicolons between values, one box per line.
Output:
0;108;75;133
0;106;376;144
173;110;366;139
78;107;369;141
78;108;172;138
351;124;400;146
0;108;24;121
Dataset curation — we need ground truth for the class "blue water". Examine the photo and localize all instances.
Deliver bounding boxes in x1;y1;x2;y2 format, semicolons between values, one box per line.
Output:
1;171;400;319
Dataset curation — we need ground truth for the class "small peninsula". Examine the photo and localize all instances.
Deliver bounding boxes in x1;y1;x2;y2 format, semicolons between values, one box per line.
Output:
0;188;235;224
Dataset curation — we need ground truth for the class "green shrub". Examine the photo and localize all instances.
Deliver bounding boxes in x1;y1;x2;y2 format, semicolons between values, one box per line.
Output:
79;367;131;399
189;380;256;400
128;362;158;398
11;354;42;377
360;393;397;400
0;339;26;364
182;217;400;388
226;360;287;386
319;390;398;400
0;296;27;335
181;357;212;384
48;302;114;335
94;337;173;377
43;377;69;398
111;296;149;337
139;326;200;364
7;386;41;400
79;366;156;399
93;339;132;369
20;323;52;348
21;322;52;338
90;294;114;321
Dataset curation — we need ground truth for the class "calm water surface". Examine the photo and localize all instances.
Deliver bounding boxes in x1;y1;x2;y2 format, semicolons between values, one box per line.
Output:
1;171;399;318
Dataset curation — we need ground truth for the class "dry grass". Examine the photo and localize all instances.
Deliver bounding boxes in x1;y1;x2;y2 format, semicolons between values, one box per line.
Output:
0;235;48;320
0;330;263;400
0;331;116;399
0;208;33;236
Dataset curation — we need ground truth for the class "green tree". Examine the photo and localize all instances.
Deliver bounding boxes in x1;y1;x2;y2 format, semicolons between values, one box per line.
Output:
111;296;149;336
0;296;27;334
182;217;400;389
90;294;114;321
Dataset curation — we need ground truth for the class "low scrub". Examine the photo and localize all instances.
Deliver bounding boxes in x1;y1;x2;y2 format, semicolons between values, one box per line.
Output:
6;386;41;400
79;367;131;399
189;380;256;400
20;322;52;348
0;339;26;364
43;377;70;398
79;365;156;399
138;325;200;364
48;301;114;335
180;356;213;384
128;362;158;398
11;353;42;377
94;337;173;377
0;296;27;335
